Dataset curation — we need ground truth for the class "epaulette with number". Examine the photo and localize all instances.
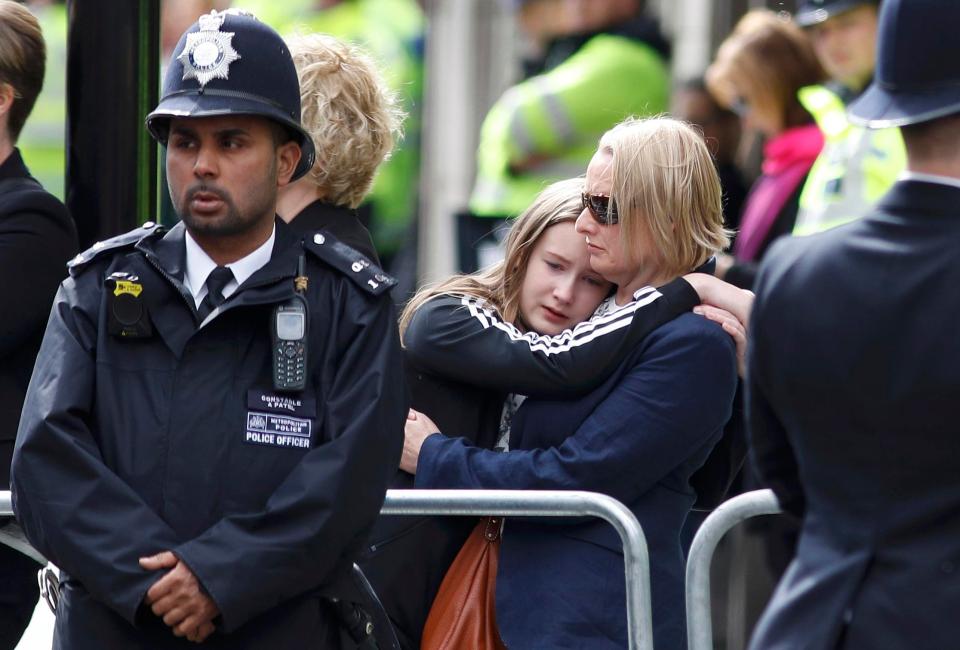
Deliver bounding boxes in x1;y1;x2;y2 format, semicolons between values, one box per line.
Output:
68;221;165;277
302;229;396;296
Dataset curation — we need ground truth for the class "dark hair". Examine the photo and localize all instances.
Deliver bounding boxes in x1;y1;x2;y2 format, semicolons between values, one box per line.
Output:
268;121;298;148
900;112;960;161
0;1;46;141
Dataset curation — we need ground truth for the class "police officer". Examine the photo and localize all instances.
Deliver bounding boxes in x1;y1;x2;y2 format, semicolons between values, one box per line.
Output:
748;1;960;647
464;0;670;270
791;0;906;235
10;9;405;648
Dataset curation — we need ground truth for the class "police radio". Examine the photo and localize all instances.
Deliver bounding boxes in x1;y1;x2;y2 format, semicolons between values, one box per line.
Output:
272;256;310;392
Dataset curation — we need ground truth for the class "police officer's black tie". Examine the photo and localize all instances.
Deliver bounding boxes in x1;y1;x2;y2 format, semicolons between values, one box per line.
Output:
197;266;234;321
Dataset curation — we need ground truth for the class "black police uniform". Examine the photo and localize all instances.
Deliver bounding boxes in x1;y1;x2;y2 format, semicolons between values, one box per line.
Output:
10;219;406;649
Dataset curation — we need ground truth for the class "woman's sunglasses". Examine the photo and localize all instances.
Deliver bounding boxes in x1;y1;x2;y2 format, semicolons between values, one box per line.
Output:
581;192;619;225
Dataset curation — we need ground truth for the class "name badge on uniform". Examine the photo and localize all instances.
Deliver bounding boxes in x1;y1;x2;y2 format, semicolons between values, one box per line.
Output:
244;390;316;449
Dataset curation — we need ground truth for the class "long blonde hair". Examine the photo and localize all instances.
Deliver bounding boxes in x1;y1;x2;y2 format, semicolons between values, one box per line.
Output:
399;177;585;339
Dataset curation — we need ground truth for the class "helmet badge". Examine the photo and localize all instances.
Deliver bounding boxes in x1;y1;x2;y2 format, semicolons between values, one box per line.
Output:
178;10;241;89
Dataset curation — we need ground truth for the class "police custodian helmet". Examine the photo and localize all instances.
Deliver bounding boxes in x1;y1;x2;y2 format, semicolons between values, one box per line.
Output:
795;0;879;27
848;0;960;128
146;9;316;180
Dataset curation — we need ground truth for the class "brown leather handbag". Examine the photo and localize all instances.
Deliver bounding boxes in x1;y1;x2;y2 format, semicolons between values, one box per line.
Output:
420;516;507;650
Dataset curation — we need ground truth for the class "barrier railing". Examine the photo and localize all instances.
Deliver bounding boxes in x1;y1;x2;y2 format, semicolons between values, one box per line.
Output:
2;489;654;650
0;491;45;564
685;489;782;650
381;489;654;650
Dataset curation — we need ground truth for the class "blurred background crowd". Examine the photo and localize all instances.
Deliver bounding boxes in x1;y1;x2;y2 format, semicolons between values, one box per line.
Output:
14;0;900;300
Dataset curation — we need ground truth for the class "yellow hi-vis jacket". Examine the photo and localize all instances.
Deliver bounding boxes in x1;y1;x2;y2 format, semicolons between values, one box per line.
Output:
469;33;669;219
793;84;906;236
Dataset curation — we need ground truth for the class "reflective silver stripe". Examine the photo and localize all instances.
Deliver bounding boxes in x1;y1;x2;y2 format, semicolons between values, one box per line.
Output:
534;158;589;179
461;288;662;356
499;84;537;158
531;76;577;147
470;176;507;209
509;109;536;158
506;77;577;159
794;129;872;236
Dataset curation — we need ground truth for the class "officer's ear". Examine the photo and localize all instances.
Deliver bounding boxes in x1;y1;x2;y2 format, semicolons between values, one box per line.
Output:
275;139;301;187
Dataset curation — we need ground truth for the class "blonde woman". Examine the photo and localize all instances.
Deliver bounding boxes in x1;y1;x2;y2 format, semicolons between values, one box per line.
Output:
402;117;742;649
277;33;404;261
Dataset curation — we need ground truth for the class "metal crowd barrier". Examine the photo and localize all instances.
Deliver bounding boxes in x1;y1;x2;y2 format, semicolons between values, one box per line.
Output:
2;489;654;650
0;490;45;564
685;489;783;650
382;489;654;650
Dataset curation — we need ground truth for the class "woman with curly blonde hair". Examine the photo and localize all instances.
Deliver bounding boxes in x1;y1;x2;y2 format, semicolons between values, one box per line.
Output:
277;33;404;261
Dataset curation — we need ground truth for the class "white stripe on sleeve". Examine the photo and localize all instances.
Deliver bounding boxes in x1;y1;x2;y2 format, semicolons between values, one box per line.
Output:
460;286;663;356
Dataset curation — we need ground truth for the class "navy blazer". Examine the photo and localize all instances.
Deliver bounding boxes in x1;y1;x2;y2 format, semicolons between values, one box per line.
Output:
748;180;960;650
417;313;737;649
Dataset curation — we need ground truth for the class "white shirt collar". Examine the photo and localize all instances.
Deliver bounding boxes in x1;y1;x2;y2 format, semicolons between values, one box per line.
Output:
900;171;960;192
183;226;276;308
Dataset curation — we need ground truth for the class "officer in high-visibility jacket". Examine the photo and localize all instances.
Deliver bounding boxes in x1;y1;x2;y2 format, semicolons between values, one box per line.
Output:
469;0;670;223
792;0;906;236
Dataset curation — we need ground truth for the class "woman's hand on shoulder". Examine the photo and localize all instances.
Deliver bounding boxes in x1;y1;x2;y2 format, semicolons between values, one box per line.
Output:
400;409;442;475
683;272;755;329
693;304;747;378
